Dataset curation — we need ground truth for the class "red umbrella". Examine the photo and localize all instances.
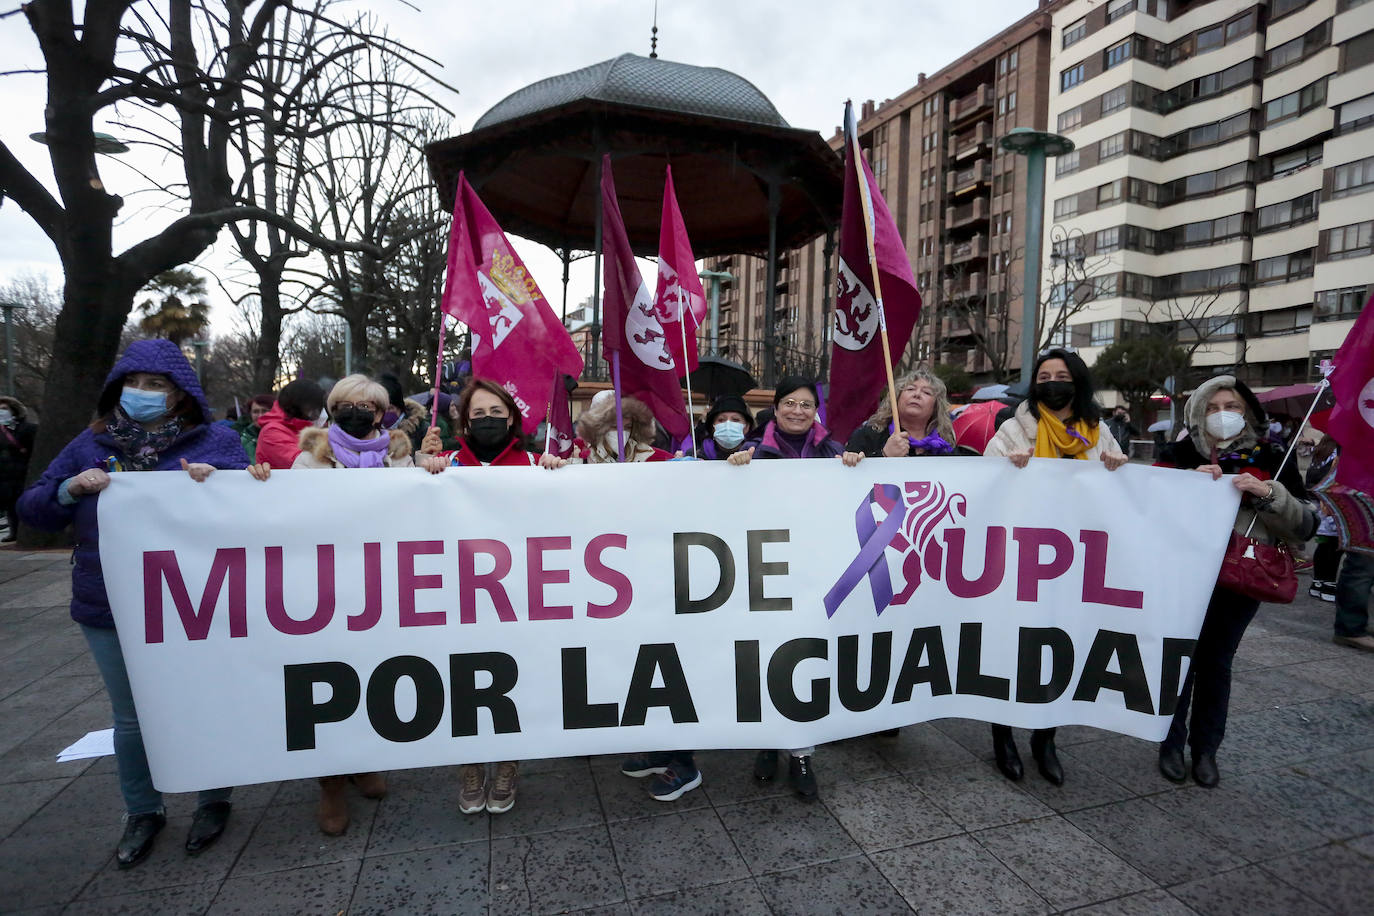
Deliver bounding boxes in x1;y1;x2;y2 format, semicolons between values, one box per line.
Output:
951;401;1008;455
1257;383;1334;419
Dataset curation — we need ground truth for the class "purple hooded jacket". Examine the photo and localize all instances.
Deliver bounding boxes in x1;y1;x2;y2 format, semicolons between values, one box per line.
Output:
742;420;843;460
18;339;248;628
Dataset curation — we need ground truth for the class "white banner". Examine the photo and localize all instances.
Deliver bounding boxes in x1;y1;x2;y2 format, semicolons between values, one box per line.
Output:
98;458;1238;791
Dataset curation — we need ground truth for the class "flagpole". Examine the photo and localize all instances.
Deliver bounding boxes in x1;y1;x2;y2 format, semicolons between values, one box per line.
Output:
678;309;697;455
848;102;902;434
612;351;626;462
1271;377;1330;482
430;313;447;428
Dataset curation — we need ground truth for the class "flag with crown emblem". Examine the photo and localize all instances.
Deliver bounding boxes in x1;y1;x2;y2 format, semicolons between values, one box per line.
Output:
655;164;708;374
441;172;584;435
826;101;923;443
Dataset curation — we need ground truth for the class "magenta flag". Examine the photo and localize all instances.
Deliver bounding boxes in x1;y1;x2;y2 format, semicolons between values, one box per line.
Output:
825;101;923;442
655;165;708;374
440;172;584;435
600;155;691;439
1329;292;1374;494
545;373;576;458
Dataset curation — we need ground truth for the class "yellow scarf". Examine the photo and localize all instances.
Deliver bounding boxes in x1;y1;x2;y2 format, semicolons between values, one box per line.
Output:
1035;410;1099;459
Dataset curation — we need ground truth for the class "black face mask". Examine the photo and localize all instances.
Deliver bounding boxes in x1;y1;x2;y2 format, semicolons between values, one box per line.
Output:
468;416;512;449
333;406;377;438
1032;381;1075;411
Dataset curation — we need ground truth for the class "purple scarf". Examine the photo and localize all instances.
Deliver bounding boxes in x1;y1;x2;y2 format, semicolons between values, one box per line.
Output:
327;424;390;468
889;423;953;455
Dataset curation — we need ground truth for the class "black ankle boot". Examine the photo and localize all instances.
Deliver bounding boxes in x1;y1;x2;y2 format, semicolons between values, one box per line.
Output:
1030;729;1064;786
788;754;818;800
1192;752;1219;788
116;811;166;869
753;749;779;782
1158;746;1187;783
991;725;1023;781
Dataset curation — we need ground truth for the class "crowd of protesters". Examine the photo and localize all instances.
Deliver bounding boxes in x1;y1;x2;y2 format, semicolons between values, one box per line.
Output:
12;338;1367;871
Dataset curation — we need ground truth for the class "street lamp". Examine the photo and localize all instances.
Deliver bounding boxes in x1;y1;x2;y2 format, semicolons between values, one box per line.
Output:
0;301;26;396
29;131;131;155
1046;224;1089;347
999;127;1074;384
697;268;734;356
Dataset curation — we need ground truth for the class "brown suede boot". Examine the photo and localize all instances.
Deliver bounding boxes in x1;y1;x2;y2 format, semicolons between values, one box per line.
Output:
317;775;350;835
350;771;388;800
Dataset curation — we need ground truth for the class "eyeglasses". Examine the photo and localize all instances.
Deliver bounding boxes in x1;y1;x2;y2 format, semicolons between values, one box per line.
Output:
335;401;377;413
780;398;817;411
1037;345;1079;357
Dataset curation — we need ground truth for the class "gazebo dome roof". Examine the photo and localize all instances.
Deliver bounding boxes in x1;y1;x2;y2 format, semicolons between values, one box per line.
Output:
473;53;790;131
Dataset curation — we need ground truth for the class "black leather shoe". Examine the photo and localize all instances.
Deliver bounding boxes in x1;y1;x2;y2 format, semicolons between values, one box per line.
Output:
185;801;232;855
1158;746;1187;783
1030;729;1064;786
788;754;818;800
753;749;778;782
116;812;166;869
1192;752;1219;788
991;725;1023;782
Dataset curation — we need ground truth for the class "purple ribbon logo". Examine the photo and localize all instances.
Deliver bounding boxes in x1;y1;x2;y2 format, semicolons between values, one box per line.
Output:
824;481;966;618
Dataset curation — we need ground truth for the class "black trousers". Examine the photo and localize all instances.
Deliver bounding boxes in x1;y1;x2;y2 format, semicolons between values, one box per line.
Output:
1163;585;1259;756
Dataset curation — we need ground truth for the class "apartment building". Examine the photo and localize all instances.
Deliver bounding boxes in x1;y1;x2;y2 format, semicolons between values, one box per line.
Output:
1041;0;1374;393
703;3;1055;386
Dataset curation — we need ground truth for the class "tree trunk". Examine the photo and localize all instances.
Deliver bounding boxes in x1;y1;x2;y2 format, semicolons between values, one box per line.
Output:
252;276;285;392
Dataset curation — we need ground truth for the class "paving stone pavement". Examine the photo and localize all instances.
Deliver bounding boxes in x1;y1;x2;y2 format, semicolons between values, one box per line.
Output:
0;546;1369;914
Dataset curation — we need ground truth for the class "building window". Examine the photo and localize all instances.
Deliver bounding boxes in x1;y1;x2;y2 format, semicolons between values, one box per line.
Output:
1337;93;1374;134
1264;78;1328;127
1063;17;1087;49
1272;0;1316;19
1342;29;1374;74
1314;285;1368;321
1101;85;1129;115
1058;106;1083;132
1098;179;1124;206
1061;64;1086;91
1090;320;1116;347
1105;39;1134;69
1107;0;1137;23
1323;221;1374;260
1256;192;1319;233
1099;132;1126;161
1331;155;1374;198
1267;22;1332;74
1056;149;1081;177
1253;250;1315;285
1054;195;1079;219
1195;25;1224;55
1095;227;1121;253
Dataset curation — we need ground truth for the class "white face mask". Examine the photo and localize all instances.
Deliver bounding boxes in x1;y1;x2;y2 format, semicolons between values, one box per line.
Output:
1204;410;1247;442
0;408;12;426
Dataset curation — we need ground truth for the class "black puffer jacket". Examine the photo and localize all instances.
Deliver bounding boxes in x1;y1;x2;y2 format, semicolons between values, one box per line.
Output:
0;396;37;503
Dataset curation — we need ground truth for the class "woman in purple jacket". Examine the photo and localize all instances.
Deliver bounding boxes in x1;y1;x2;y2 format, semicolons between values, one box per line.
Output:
19;340;256;869
725;377;841;800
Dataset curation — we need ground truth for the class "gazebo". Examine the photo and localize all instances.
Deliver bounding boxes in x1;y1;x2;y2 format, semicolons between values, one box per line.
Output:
425;53;843;384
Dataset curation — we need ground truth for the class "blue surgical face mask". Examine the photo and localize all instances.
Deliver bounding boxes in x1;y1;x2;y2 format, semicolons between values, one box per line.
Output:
120;387;171;422
714;420;746;449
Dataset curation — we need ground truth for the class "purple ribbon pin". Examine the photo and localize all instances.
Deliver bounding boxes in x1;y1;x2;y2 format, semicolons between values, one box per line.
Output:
823;484;907;618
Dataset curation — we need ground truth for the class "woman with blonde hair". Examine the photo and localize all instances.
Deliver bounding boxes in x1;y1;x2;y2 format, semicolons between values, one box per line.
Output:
574;391;673;464
255;373;412;834
841;367;956;465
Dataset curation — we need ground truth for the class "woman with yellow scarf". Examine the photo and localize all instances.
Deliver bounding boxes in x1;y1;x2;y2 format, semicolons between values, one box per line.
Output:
983;347;1127;786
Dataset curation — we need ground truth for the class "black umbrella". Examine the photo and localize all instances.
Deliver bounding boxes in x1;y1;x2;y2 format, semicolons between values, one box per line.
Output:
686;356;757;402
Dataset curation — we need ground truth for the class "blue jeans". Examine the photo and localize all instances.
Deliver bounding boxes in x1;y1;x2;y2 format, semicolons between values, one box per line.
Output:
1334;552;1374;638
82;624;231;816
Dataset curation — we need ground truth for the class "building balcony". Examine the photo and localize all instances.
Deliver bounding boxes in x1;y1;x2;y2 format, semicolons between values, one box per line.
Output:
949;85;994;126
949;123;991;162
947;161;991;197
945;197;989;232
945;235;986;265
942;272;986;301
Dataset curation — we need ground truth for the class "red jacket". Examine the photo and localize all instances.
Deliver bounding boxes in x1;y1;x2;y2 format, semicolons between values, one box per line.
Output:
438;439;538;467
255;403;314;469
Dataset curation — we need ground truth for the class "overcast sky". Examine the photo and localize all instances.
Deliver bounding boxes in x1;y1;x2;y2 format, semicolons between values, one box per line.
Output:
0;0;1035;331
